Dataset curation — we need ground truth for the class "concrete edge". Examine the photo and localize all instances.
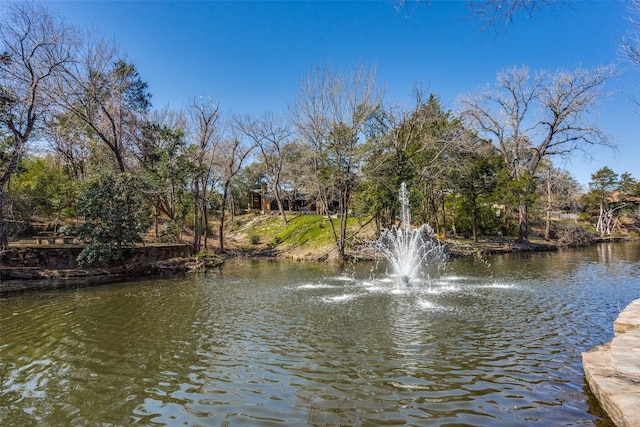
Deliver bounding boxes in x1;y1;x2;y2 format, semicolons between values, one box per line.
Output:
583;298;640;427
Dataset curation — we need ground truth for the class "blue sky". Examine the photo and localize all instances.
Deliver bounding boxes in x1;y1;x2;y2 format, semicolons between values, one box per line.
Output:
45;0;639;187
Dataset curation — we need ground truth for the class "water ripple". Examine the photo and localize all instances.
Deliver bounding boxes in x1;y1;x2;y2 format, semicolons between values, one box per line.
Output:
2;245;639;425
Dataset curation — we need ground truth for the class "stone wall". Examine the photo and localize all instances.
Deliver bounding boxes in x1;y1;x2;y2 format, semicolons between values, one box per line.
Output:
0;244;197;294
2;246;84;269
0;244;193;270
582;298;640;427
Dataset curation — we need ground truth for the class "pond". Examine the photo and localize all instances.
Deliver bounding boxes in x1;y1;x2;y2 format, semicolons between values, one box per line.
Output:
1;242;639;426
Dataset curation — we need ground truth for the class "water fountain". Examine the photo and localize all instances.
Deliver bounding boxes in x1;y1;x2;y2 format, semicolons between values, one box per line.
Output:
375;183;446;285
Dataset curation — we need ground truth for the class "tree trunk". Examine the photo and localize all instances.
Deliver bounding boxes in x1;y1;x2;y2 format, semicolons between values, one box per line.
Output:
203;195;209;251
320;190;342;258
545;178;552;241
155;201;159;242
596;199;605;235
273;187;288;226
0;137;28;254
518;199;529;242
0;187;8;254
471;197;478;243
115;149;126;173
193;180;201;252
337;189;349;260
218;183;230;253
441;197;447;239
429;188;440;235
230;194;235;223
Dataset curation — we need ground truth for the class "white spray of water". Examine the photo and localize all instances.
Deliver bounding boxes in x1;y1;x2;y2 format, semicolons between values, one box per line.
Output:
375;183;446;285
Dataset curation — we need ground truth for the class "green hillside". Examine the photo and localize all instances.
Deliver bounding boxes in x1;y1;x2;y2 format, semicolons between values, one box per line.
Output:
228;213;377;261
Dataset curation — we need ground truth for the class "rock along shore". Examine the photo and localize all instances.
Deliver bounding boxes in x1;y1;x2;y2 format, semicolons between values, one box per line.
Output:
583;298;640;427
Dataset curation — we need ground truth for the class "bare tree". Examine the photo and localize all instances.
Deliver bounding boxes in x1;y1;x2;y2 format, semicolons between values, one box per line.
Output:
460;65;615;241
589;166;625;237
215;136;255;253
133;108;190;242
0;2;75;252
537;164;582;240
622;0;640;69
394;0;560;31
46;112;91;180
291;63;382;259
233;111;293;225
188;97;222;252
57;37;151;172
468;0;560;31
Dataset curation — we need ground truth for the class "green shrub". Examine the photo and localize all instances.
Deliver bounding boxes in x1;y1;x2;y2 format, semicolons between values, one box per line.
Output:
76;172;152;266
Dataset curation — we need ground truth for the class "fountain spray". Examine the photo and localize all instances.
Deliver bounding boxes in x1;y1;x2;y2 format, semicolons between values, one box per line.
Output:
376;183;446;286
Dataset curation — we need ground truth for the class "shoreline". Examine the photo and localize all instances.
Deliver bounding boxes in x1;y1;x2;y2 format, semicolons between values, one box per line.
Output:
1;237;630;296
0;258;218;295
0;243;221;295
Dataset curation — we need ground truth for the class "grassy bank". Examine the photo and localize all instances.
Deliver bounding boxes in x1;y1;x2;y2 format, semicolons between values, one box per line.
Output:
221;212;564;261
225;212;378;261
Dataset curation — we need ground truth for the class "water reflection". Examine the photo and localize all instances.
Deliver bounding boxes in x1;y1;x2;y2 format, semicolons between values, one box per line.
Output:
1;243;639;425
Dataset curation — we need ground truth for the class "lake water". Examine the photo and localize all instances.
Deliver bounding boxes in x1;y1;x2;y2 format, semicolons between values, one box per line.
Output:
1;242;639;426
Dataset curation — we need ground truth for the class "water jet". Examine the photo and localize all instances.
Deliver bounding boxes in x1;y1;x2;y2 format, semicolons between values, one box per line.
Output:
375;183;446;286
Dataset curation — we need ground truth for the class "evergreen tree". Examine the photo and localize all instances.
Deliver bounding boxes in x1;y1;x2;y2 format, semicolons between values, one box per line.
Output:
76;172;152;266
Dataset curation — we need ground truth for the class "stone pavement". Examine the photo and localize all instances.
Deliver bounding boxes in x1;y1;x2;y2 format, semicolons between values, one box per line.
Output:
583;298;640;427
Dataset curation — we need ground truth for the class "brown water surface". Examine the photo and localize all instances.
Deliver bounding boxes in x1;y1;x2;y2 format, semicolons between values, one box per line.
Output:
1;243;639;425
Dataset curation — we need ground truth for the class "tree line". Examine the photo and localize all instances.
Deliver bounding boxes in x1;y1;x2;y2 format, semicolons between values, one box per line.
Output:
1;2;637;262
